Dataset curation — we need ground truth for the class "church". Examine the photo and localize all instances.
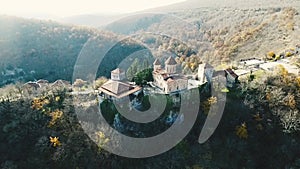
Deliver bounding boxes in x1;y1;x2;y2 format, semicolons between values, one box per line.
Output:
99;68;141;100
152;56;188;94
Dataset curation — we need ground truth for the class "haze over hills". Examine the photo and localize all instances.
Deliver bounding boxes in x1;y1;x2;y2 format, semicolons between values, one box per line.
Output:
0;0;300;86
60;14;125;27
60;0;300;27
146;0;300;12
0;15;152;86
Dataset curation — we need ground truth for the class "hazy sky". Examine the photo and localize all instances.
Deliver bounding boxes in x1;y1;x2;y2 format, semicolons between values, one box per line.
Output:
0;0;186;17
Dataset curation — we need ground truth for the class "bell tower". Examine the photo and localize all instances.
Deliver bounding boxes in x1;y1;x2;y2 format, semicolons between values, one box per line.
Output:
153;58;161;71
165;56;177;74
111;68;126;81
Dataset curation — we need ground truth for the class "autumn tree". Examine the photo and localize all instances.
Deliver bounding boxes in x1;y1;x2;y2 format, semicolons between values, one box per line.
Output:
94;77;108;89
241;68;300;133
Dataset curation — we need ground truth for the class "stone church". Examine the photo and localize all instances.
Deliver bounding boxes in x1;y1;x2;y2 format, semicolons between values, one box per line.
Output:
152;56;188;94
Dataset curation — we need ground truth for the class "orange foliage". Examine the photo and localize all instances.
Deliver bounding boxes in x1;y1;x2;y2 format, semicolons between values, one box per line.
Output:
268;51;275;57
31;97;49;110
266;92;271;101
236;122;248;139
48;109;63;126
49;136;61;147
296;77;300;87
284;93;296;109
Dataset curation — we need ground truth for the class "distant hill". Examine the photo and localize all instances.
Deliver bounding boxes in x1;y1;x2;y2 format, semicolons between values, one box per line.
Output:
0;16;150;86
1;0;300;86
145;0;300;12
104;13;164;34
104;1;300;65
60;14;124;28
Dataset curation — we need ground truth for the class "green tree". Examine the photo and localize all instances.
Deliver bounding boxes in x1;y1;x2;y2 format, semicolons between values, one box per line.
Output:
133;68;153;86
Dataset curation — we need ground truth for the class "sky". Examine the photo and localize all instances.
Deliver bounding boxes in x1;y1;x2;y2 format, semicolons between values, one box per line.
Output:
0;0;186;18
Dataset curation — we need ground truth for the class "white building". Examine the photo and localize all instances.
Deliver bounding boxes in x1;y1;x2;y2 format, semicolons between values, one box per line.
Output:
198;63;214;84
198;63;239;87
99;68;141;100
152;57;188;94
240;58;265;68
111;68;126;81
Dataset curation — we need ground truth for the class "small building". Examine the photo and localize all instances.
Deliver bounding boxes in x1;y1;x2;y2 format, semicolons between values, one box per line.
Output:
152;57;188;94
211;70;227;89
111;68;126;81
210;68;239;88
99;68;141;100
240;58;264;69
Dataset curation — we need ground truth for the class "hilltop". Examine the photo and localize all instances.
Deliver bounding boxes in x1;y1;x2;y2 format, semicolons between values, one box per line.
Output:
146;0;300;12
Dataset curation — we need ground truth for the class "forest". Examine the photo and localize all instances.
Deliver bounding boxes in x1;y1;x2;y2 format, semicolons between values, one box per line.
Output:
1;5;299;86
0;68;299;168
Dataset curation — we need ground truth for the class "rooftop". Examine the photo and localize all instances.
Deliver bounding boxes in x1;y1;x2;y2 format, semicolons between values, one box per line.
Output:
153;58;161;65
165;56;177;65
225;68;238;78
240;59;264;66
111;68;124;74
99;80;141;99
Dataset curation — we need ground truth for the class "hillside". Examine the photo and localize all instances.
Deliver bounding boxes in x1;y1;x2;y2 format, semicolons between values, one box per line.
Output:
1;1;300;168
1;1;300;86
105;2;300;65
0;16;151;86
145;0;300;12
1;71;300;168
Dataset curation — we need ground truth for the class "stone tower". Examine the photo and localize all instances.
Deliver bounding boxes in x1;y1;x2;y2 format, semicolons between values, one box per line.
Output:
165;56;177;74
111;68;126;81
153;58;161;71
198;63;214;84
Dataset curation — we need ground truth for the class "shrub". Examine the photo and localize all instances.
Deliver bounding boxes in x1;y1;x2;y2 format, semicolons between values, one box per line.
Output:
236;122;248;139
267;51;276;59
